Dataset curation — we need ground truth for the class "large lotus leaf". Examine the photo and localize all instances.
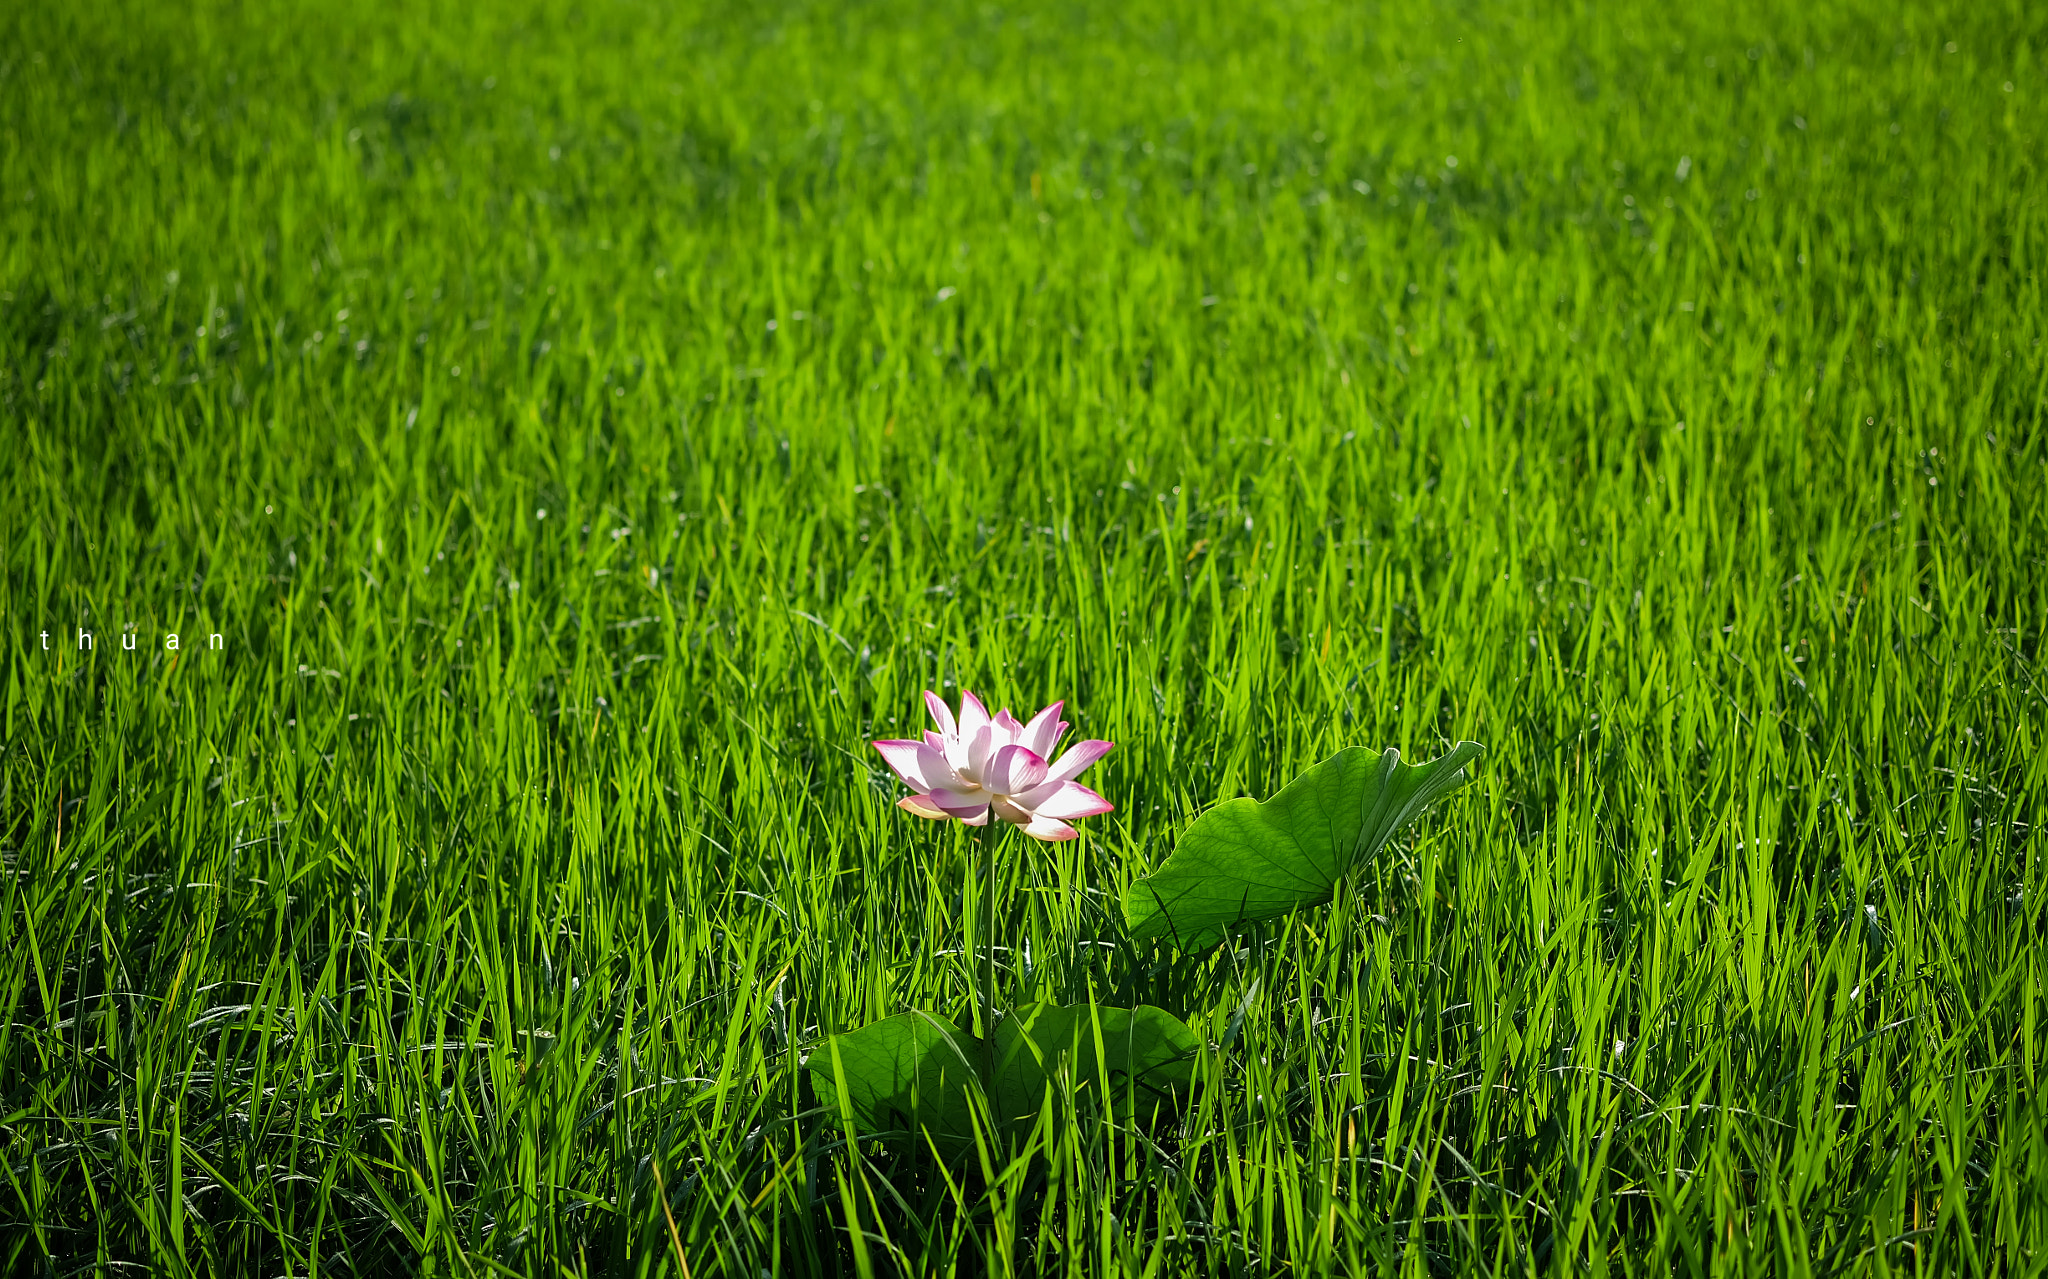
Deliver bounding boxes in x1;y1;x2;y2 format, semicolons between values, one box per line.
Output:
1123;742;1485;950
990;1002;1200;1118
807;1010;982;1142
808;1002;1201;1144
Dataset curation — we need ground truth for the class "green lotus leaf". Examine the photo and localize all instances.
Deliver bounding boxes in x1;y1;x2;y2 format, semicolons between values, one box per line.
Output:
990;1001;1199;1117
1123;742;1485;951
807;1001;1200;1144
807;1010;983;1142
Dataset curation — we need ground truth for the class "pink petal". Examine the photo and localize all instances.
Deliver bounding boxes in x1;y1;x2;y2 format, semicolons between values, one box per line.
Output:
927;787;990;820
993;709;1025;743
923;690;957;738
1020;815;1079;842
898;794;950;820
915;742;962;792
872;739;937;790
960;806;992;827
1021;701;1065;758
1015;779;1113;820
924;730;947;750
986;744;1050;796
1044;738;1114;785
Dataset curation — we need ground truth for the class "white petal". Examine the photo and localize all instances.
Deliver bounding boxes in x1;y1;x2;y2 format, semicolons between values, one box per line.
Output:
923;690;957;738
1015;780;1113;820
898;794;950;820
963;723;995;782
872;739;935;790
1020;815;1079;842
992;709;1026;747
957;691;991;741
943;732;973;776
1021;701;1065;758
1044;738;1114;785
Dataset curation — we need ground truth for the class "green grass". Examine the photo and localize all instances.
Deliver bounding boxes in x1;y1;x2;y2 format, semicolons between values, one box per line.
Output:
4;0;2046;1272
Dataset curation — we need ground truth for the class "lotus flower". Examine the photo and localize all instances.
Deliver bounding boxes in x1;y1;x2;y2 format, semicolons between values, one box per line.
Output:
872;691;1114;841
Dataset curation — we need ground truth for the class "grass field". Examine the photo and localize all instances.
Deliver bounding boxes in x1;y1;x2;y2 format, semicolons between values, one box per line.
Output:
4;0;2046;1273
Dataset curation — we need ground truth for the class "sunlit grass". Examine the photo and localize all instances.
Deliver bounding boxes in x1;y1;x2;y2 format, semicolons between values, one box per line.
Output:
3;0;2044;1273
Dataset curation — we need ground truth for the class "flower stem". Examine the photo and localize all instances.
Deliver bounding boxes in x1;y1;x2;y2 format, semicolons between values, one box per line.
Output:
980;815;1000;1084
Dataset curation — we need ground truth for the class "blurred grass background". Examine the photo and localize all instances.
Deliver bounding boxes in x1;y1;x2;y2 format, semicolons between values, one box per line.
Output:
2;0;2045;1273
